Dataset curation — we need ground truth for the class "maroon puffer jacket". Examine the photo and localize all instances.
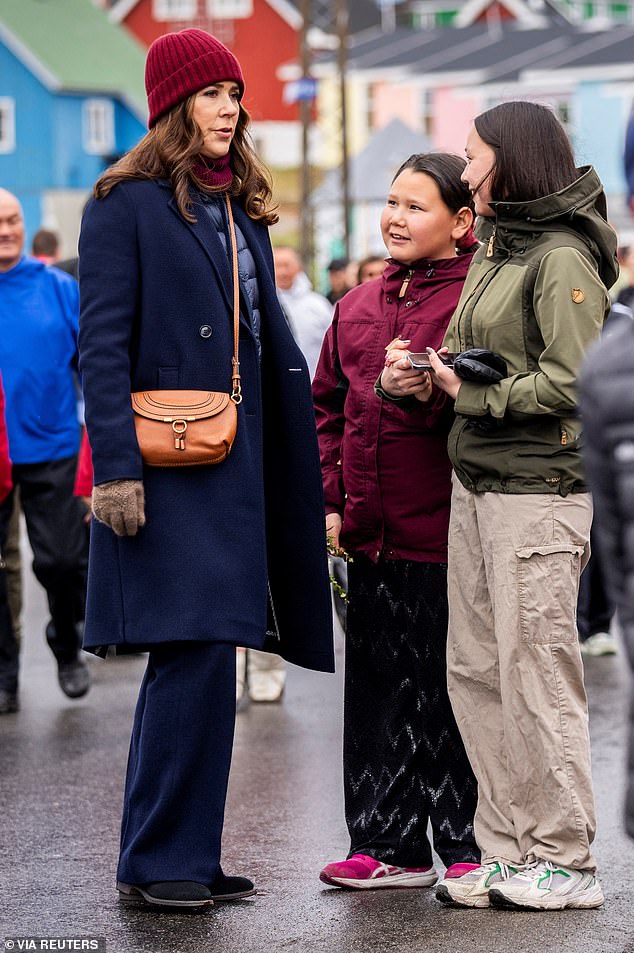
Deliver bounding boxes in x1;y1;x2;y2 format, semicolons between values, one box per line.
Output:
312;252;474;563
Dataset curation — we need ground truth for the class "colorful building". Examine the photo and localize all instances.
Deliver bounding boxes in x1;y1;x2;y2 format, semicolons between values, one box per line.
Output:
313;13;634;255
0;0;147;252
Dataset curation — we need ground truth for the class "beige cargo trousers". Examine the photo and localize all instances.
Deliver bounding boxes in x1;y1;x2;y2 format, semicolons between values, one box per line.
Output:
447;477;597;872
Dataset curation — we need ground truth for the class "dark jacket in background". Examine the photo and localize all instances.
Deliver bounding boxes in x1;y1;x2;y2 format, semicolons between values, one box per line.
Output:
312;251;474;563
0;375;11;504
55;257;79;280
579;317;634;838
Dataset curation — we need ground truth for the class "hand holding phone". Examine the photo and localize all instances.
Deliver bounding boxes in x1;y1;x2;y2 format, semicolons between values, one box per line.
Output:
407;351;458;371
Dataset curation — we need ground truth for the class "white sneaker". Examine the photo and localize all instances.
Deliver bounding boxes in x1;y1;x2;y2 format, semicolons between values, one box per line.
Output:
580;631;618;657
436;861;520;908
247;650;286;702
248;669;285;702
236;648;248;710
489;859;604;910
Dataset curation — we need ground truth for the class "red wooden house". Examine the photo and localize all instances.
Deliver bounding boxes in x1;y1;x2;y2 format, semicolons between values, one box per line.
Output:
109;0;305;164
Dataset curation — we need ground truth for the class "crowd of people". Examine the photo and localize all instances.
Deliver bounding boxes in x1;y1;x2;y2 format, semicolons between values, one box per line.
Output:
0;188;90;711
0;25;632;918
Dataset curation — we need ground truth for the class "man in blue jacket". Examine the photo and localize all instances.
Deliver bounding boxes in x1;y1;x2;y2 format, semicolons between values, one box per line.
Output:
0;188;89;712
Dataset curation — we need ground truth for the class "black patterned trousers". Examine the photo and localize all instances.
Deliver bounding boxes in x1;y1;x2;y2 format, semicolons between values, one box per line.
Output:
343;555;479;869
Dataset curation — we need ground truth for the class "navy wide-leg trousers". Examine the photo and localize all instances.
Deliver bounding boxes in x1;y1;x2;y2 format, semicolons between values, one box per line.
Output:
117;641;237;886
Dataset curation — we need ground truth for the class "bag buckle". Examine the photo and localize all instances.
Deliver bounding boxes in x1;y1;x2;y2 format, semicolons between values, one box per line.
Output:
172;419;187;451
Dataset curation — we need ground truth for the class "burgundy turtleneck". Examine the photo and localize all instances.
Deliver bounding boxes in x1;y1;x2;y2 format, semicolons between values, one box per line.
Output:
192;153;233;190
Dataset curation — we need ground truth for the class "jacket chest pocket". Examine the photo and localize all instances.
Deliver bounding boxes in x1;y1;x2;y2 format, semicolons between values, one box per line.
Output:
516;542;585;644
465;265;525;347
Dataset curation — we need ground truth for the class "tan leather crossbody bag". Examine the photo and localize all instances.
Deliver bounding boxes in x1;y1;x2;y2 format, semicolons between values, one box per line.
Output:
131;193;242;467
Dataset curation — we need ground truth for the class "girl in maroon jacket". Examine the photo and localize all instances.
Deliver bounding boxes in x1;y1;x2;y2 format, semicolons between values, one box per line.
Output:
315;153;480;890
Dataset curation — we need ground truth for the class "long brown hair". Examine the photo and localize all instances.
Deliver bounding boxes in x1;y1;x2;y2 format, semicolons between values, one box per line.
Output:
93;96;278;225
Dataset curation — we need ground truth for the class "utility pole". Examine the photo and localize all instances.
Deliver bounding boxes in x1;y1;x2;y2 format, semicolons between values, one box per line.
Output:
380;0;397;33
335;0;351;259
299;0;313;269
294;0;350;271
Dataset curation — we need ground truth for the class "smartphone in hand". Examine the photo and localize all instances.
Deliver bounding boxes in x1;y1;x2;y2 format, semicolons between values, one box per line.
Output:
407;352;458;371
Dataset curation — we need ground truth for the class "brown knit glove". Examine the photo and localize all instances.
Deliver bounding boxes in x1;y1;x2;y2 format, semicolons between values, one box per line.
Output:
92;480;146;537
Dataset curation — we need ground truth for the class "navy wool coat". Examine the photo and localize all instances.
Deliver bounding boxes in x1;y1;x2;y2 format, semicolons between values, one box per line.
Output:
78;179;334;673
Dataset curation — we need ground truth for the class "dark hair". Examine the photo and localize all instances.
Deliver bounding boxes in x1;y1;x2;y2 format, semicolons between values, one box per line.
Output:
392;153;473;213
94;96;277;226
327;257;349;272
357;255;385;282
474;101;578;203
31;228;59;257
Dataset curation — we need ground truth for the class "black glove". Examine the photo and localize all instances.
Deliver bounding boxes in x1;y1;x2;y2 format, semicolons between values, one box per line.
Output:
454;349;507;384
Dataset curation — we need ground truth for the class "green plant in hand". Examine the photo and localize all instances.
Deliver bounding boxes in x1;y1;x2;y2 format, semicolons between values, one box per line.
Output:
327;531;352;603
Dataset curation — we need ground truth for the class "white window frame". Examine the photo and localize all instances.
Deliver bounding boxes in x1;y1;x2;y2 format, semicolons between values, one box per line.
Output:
153;0;197;20
0;98;16;154
419;87;433;137
207;0;253;17
83;98;115;155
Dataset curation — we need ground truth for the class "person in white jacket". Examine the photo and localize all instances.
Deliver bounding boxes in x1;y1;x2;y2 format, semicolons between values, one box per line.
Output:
235;247;334;706
273;246;334;379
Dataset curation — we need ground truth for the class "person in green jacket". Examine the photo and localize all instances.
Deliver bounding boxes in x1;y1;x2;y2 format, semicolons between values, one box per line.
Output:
382;101;618;911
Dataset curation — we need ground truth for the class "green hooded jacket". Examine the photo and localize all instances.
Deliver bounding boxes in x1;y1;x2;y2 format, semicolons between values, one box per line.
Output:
444;166;618;495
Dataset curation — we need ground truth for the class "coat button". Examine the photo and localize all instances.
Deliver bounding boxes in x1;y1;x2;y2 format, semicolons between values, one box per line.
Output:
199;325;213;339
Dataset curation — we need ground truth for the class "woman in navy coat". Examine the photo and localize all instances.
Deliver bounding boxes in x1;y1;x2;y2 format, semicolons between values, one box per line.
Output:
78;29;334;911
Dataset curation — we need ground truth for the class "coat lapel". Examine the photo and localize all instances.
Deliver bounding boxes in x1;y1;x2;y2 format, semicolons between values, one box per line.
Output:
163;186;238;323
160;181;288;341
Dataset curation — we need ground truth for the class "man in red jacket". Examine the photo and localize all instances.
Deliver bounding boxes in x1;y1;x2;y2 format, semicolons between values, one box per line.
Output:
0;374;17;712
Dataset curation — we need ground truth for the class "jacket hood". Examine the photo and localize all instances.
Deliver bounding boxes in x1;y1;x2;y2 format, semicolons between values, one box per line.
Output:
480;166;618;289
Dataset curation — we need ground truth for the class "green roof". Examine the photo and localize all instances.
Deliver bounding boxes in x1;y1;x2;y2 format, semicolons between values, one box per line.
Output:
0;0;147;119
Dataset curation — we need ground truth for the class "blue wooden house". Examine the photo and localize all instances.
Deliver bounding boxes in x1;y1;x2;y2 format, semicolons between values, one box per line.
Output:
0;0;147;252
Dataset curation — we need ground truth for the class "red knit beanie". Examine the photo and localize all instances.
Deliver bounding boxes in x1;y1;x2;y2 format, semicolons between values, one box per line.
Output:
145;29;245;128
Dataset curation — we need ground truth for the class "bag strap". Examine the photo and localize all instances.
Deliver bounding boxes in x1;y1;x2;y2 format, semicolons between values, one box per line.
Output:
225;193;242;405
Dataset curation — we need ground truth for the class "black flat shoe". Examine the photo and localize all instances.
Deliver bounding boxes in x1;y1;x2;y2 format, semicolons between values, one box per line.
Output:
117;880;214;909
209;873;256;900
57;659;91;699
0;688;18;714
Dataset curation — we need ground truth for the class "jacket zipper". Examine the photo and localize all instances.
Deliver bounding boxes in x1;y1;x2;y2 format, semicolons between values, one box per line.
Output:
486;226;497;258
398;268;414;298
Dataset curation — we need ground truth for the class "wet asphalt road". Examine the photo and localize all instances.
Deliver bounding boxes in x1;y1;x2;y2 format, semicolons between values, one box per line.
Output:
1;551;633;953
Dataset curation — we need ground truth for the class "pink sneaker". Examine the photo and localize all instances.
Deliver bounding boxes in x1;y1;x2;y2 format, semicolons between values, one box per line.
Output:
443;863;482;879
319;853;438;890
